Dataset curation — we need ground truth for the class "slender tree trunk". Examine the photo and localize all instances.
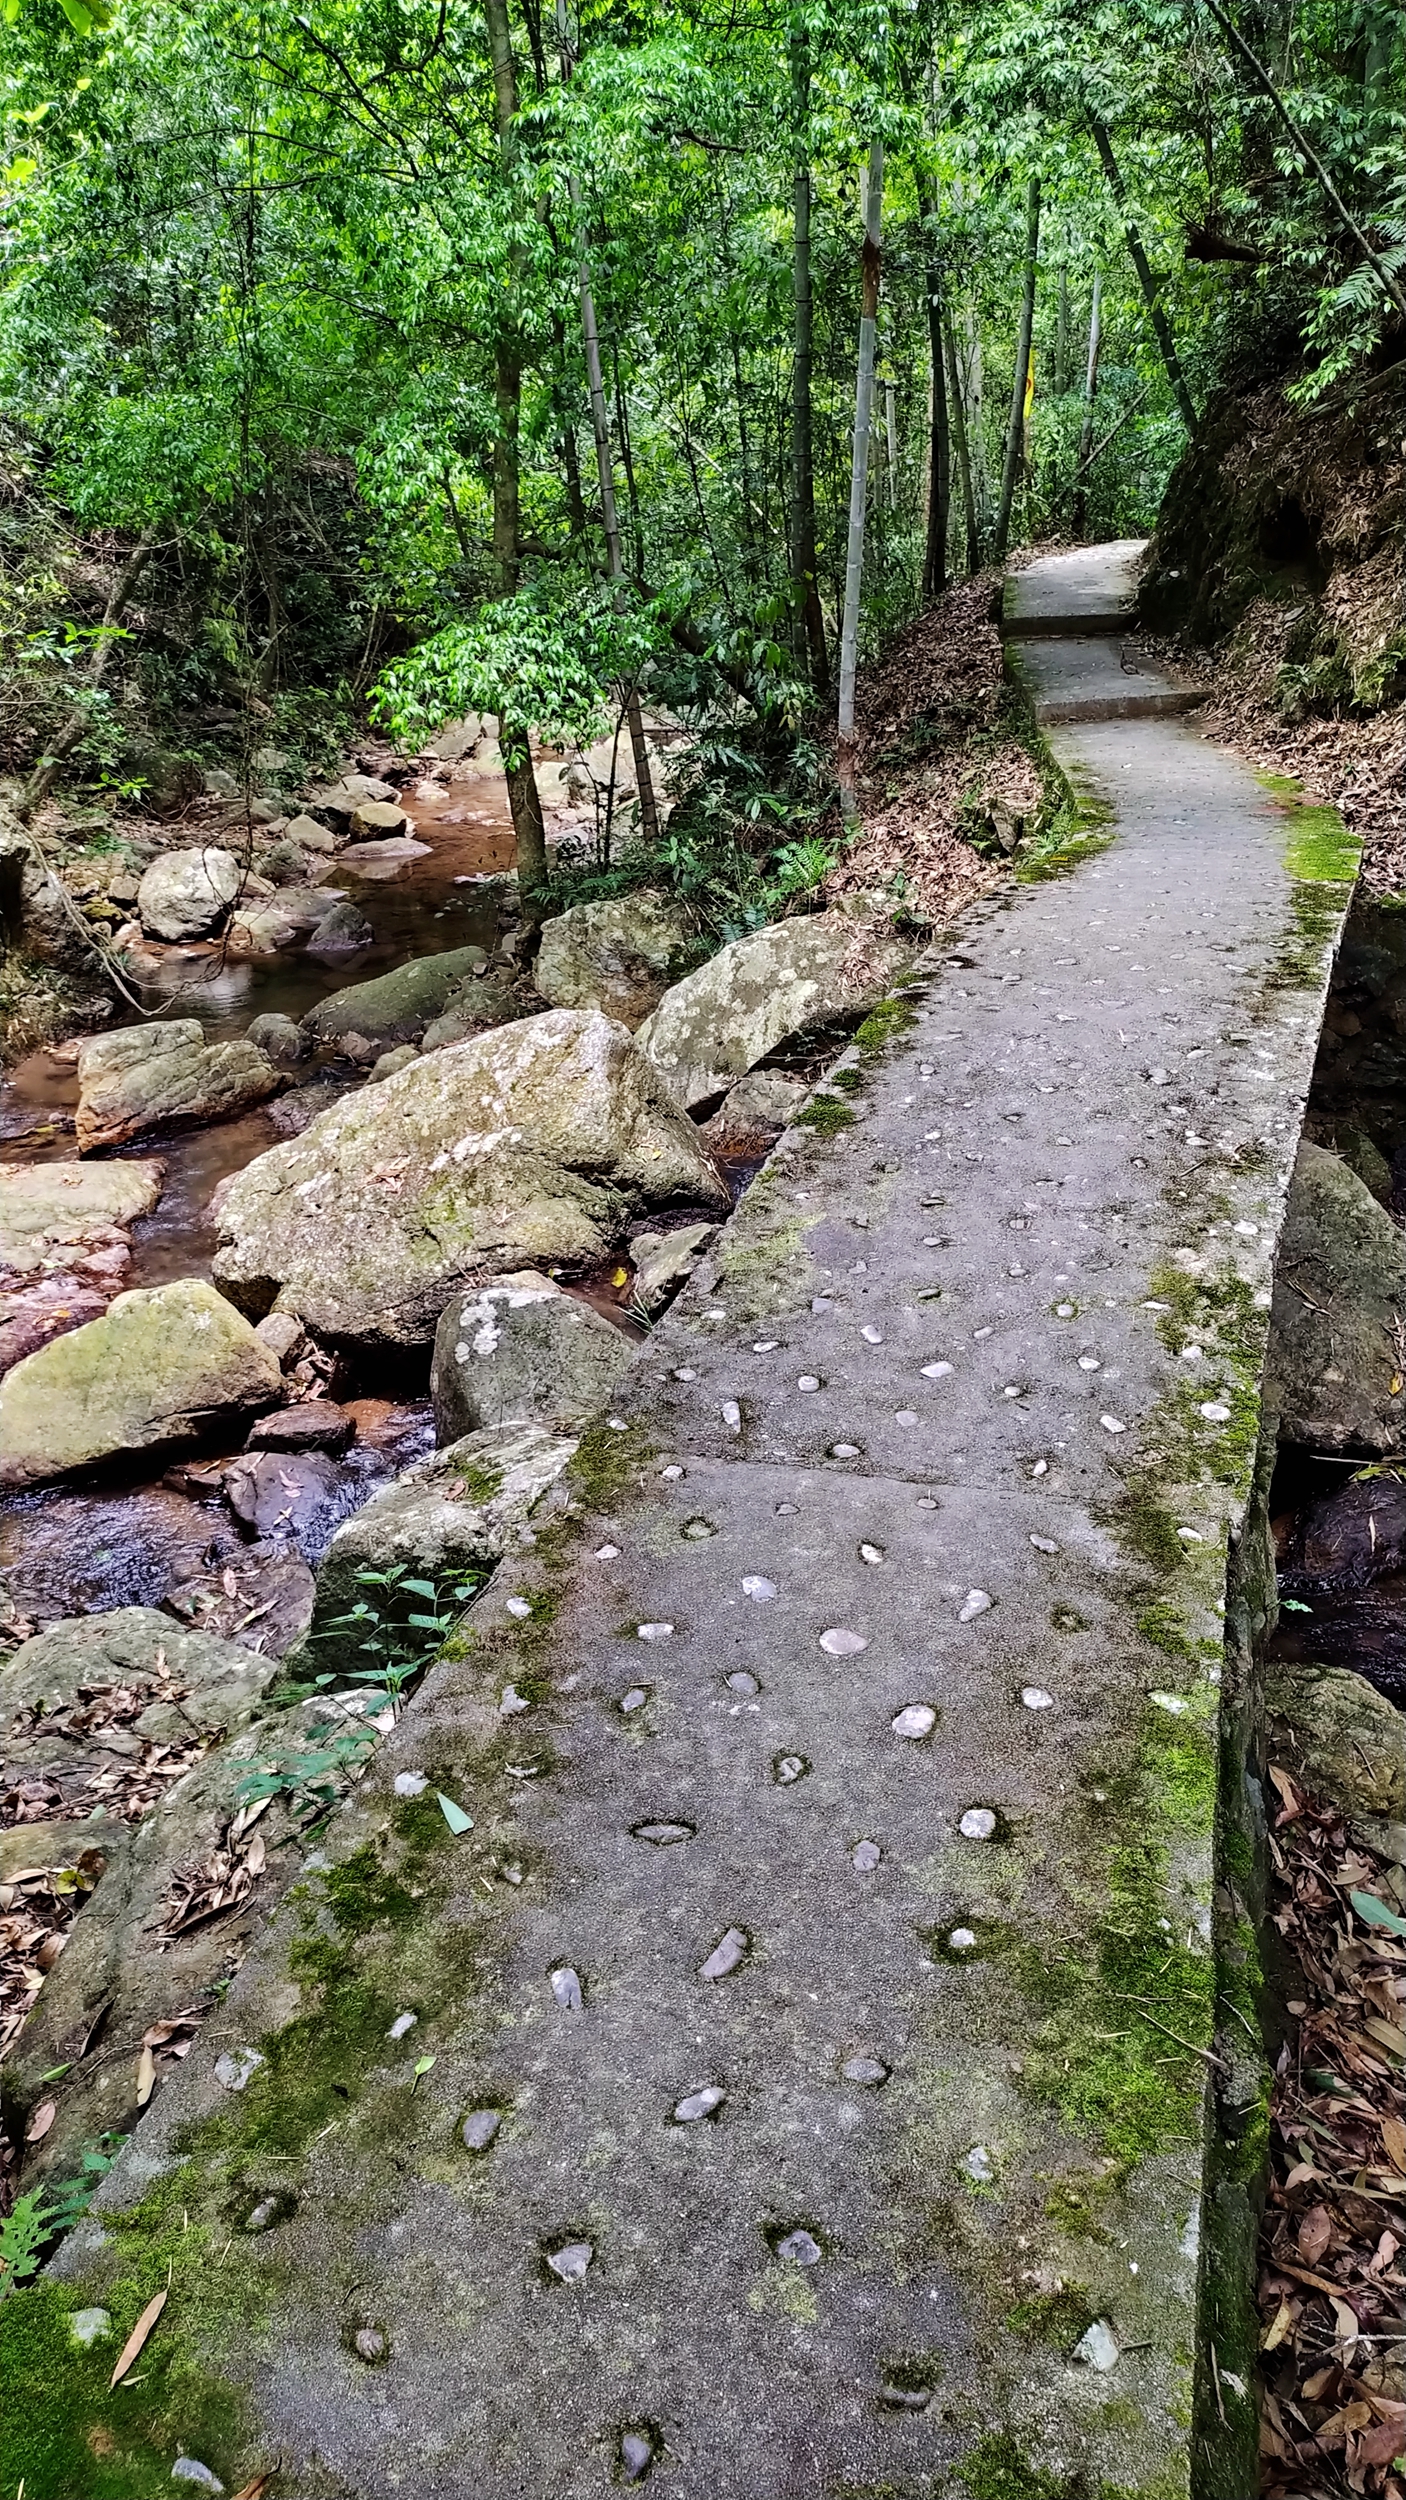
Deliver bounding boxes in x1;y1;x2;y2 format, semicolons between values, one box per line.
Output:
789;23;828;689
483;0;548;897
917;180;951;599
1072;269;1103;537
836;138;883;812
943;310;979;575
883;377;898;511
993;175;1040;561
1087;117;1199;433
1055;259;1070;396
20;529;159;824
556;2;657;838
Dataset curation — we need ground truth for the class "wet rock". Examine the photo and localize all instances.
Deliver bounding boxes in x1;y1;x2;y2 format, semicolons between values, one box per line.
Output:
628;1222;718;1316
369;1045;420;1082
299;948;492;1050
213;1009;728;1349
307;899;373;954
1266;1142;1406;1454
136;847;243;941
1265;1660;1406;1821
300;1420;576;1667
165;1551;316;1657
349;799;408;840
247;1403;355;1455
533;890;693;1029
1286;1472;1406;1590
0;1277;282;1489
431;1271;634;1441
223;1449;343;1543
699;1069;810;1154
637;912;911;1110
245;1013;311;1068
74;1022;280;1152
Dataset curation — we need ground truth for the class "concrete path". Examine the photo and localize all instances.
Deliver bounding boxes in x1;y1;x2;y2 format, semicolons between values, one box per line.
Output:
52;548;1356;2500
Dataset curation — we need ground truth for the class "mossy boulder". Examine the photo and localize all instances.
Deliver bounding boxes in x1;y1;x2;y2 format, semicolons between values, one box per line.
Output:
1265;1142;1406;1454
211;1008;729;1349
1266;1659;1406;1821
299;947;493;1048
636;911;911;1109
533;889;693;1029
0;1277;283;1488
430;1270;635;1441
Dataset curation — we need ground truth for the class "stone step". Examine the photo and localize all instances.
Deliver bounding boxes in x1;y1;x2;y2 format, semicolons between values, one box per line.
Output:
1011;632;1209;726
1002;535;1148;640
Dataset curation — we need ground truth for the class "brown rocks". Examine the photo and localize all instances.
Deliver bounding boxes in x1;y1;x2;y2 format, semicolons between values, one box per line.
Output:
534;890;694;1029
74;1022;281;1152
247;1403;356;1455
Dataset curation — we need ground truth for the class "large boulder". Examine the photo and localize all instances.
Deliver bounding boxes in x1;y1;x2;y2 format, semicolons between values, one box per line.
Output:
431;1272;634;1442
304;1420;577;1659
211;1009;729;1349
299;947;493;1049
534;890;693;1029
74;1021;280;1152
1265;1142;1406;1454
1265;1660;1406;1823
636;911;910;1109
0;1277;283;1489
136;847;243;941
0;1160;164;1273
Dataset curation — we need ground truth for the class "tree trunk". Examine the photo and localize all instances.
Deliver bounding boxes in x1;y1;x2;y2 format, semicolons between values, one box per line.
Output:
1087;117;1199;433
20;529;159;824
790;23;828;689
1055;259;1070;396
1072;269;1103;537
483;0;547;897
943;310;979;575
917;181;951;600
836;138;883;813
993;175;1040;561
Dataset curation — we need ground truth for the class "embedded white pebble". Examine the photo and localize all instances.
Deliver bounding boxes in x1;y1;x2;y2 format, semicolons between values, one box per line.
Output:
959;1589;993;1622
1002;1385;1021;1399
921;1361;953;1379
859;1543;884;1564
1151;1690;1189;1715
1022;1687;1055;1711
550;1967;583;2011
620;2432;654;2482
606;1418;627;1431
752;1339;778;1352
811;1296;832;1313
830;1443;861;1462
923;1235;943;1246
1199;1401;1231;1422
963;2145;994;2183
842;2056;889;2087
1177;1526;1205;1542
462;2108;500;2152
1029;1535;1059;1554
673;2086;725;2122
700;1926;748;1981
673;1366;697;1382
1056;1302;1075;1318
974;1326;993;1339
852;1840;881;1872
682;1518;713;1539
895;1409;919;1426
393;1771;428;1798
1031;1458;1048;1477
505;1596;532;1619
742;1575;777;1601
1100;1414;1127;1434
774;1755;807;1784
1180;1344;1202;1362
726;1671;759;1695
720;1401;741;1432
892;1704;937;1741
797;1375;821;1393
547;2242;593;2282
1078;1356;1101;1372
861;1325;884;1345
637;1621;675;1641
500;1685;530;1716
820;1626;868;1656
959;1807;998;1841
948;1926;977;1951
635;1822;693;1845
1234;1220;1259;1237
776;2229;822;2267
620;1687;649;1714
595;1544;620;1561
387;2011;418;2041
661;1463;685;1479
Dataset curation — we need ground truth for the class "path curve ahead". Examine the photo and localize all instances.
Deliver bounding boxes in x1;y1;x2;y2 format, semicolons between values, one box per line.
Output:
55;547;1356;2500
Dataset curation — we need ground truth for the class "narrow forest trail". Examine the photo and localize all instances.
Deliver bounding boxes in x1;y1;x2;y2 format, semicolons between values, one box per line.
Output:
55;548;1357;2499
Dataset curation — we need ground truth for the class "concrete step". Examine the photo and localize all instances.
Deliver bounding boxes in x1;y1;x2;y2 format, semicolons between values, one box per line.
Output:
1012;633;1209;726
1002;536;1148;640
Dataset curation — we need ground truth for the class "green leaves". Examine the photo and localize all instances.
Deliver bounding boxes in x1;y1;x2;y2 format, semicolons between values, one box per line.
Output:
371;583;671;753
1350;1890;1406;1941
437;1792;474;1836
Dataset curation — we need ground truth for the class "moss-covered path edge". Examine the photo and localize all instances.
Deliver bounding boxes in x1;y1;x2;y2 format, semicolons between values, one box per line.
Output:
4;548;1356;2500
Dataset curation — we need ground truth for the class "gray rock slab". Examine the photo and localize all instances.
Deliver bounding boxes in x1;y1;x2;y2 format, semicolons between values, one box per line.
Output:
43;552;1353;2500
431;1271;635;1441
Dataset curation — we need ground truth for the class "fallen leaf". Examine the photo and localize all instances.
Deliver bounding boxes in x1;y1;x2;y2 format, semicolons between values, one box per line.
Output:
229;2479;275;2500
1383;2114;1406;2175
436;1792;473;1835
411;2054;435;2092
1350;1887;1406;1938
245;1834;266;1877
1261;2297;1296;2351
25;2099;56;2143
1298;2203;1333;2265
135;2044;156;2107
108;2287;167;2390
1269;1765;1304;1822
1356;2412;1406;2466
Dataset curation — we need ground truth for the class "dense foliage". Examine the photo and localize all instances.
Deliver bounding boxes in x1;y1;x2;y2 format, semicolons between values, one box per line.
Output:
0;0;1401;851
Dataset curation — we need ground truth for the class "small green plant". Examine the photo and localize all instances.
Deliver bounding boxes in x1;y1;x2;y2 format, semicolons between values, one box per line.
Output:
0;2134;123;2296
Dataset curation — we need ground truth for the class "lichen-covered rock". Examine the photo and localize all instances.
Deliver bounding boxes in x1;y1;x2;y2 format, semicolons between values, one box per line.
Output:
534;890;693;1029
307;899;373;954
2;1606;278;1743
304;1420;577;1656
349;799;408;839
699;1069;810;1152
628;1221;717;1315
74;1022;280;1152
211;1009;729;1348
1265;1659;1406;1821
1265;1141;1406;1453
245;1013;311;1068
637;912;910;1108
299;947;491;1047
0;1277;283;1488
0;1159;164;1272
431;1271;634;1442
136;847;243;941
